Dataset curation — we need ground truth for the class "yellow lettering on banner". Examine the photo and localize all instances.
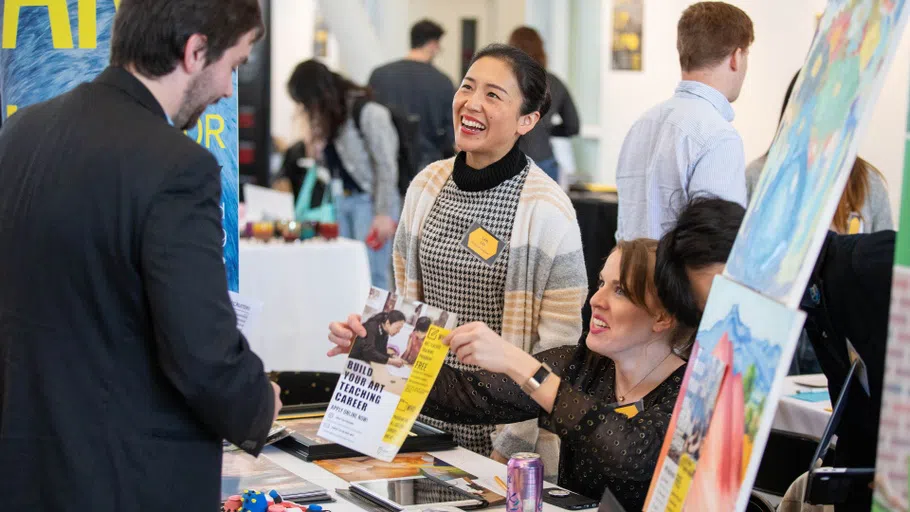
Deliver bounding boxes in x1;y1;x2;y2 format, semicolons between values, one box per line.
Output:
7;105;18;117
205;114;226;149
665;453;697;512
381;326;450;446
185;115;227;148
78;0;95;48
187;118;204;144
2;0;118;49
3;0;73;49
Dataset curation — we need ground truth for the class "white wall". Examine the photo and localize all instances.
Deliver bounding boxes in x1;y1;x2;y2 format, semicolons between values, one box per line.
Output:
270;0;342;147
270;0;316;146
863;33;910;220
597;0;909;222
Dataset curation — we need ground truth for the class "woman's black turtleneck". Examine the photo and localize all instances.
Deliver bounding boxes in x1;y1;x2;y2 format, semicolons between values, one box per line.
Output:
452;143;527;192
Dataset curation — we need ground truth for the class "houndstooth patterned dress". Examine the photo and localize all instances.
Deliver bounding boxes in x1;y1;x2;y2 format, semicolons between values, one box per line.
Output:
417;146;529;455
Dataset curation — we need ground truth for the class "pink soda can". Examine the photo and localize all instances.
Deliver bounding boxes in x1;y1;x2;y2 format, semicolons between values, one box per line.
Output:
507;452;543;512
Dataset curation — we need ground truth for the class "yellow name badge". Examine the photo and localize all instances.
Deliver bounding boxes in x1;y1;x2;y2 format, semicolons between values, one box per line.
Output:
847;212;864;234
610;399;644;418
461;222;506;266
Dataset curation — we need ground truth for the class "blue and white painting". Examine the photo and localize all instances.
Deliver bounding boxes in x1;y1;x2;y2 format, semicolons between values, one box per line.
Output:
724;0;909;308
0;0;239;290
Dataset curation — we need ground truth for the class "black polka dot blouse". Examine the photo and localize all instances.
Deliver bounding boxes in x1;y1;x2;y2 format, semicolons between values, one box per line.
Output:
423;343;686;512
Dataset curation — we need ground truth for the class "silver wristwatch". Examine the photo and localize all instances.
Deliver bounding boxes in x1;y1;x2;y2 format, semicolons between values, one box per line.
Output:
520;363;553;395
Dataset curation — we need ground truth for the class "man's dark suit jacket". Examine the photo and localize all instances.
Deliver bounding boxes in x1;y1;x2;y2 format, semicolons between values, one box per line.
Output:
0;67;274;509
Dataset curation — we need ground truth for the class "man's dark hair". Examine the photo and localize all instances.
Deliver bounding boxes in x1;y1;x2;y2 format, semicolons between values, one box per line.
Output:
411;19;445;49
111;0;265;77
655;197;745;329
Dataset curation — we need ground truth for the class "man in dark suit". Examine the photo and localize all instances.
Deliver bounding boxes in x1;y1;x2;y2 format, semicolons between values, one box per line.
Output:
0;0;280;509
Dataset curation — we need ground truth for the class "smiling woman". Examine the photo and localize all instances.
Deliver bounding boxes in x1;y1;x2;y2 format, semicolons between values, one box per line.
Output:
328;239;692;511
371;44;588;457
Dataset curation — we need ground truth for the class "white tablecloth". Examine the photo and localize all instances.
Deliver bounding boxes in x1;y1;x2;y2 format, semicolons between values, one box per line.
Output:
771;374;832;439
239;238;371;372
263;446;565;512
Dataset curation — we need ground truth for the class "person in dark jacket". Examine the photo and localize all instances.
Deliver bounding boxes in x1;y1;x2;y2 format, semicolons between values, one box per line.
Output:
349;310;408;366
369;19;456;170
655;197;893;511
0;1;279;510
508;26;580;183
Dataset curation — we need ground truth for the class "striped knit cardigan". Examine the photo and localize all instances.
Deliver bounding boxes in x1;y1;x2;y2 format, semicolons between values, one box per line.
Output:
393;157;588;355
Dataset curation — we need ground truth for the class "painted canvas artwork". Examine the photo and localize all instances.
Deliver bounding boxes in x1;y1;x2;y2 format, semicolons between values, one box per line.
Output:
612;0;643;71
724;0;909;308
645;276;805;512
874;268;910;512
872;86;910;511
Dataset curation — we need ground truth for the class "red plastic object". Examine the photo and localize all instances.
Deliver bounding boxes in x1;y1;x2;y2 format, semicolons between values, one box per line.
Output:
319;222;339;240
366;228;385;250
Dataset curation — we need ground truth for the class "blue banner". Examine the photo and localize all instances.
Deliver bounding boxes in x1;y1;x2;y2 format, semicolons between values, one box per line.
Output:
0;0;239;291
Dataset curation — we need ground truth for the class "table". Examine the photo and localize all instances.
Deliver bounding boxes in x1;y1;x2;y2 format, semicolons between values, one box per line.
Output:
239;238;371;372
771;374;832;439
261;446;564;512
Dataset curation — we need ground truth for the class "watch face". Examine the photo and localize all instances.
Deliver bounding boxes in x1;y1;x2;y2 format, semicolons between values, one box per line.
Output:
533;365;551;383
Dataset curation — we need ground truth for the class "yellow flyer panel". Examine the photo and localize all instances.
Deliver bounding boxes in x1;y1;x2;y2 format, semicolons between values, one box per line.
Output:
382;325;450;445
665;453;696;512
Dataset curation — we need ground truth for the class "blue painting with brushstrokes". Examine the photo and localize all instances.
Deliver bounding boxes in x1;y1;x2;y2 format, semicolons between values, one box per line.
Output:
723;0;908;308
0;0;239;291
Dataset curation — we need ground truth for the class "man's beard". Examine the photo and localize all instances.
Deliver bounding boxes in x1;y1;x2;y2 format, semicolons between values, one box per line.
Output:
173;69;217;131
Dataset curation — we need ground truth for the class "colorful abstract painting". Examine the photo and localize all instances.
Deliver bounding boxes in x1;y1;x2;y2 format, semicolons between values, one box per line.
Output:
0;0;239;290
725;0;909;308
645;276;805;512
872;78;910;512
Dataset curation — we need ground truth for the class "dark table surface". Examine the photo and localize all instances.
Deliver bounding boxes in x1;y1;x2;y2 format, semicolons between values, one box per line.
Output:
569;191;618;337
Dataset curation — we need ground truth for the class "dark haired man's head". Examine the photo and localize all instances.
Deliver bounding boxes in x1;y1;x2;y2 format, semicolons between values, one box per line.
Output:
655;197;745;329
410;20;445;62
111;0;264;130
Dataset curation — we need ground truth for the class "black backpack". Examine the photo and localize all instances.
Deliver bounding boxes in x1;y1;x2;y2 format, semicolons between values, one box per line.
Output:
352;97;420;199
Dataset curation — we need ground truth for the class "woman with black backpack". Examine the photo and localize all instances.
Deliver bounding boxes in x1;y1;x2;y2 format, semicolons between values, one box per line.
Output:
287;60;400;290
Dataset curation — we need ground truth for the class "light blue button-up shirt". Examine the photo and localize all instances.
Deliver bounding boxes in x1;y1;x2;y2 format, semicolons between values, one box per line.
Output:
615;80;747;240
